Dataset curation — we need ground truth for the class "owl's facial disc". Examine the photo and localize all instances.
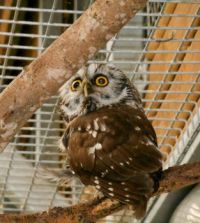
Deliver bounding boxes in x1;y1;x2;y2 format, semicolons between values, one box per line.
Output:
59;64;142;121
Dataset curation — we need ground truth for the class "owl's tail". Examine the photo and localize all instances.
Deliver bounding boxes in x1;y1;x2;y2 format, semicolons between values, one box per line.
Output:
133;199;147;219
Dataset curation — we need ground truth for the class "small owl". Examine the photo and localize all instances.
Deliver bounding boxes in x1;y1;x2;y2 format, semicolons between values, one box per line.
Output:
59;64;162;219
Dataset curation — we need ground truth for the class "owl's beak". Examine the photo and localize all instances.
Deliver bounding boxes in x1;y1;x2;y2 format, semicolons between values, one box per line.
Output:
82;79;93;97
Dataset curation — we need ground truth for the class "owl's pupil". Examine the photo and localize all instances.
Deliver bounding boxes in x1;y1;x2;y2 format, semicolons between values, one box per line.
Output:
74;82;79;88
99;78;105;84
73;82;80;89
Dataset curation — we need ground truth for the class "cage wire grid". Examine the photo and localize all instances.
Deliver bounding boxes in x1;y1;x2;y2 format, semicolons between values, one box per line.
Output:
0;0;200;222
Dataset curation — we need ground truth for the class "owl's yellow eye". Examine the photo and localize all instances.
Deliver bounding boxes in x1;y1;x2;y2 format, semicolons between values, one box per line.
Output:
95;75;109;87
71;79;82;91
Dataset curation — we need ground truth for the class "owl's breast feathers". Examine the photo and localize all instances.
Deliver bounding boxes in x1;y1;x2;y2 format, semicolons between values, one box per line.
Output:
61;104;163;219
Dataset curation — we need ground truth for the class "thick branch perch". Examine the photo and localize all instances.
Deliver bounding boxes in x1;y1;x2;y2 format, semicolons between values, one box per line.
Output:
0;162;199;223
0;0;147;152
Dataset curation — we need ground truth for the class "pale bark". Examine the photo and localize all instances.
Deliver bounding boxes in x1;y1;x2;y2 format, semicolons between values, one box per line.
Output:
0;162;199;223
0;0;147;152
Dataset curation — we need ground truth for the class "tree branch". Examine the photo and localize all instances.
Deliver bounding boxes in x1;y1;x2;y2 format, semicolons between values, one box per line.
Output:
0;0;147;152
155;161;200;195
0;162;199;223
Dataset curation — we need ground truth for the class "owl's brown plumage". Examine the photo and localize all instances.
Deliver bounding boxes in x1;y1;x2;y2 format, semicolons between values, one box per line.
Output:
61;104;162;218
59;64;163;219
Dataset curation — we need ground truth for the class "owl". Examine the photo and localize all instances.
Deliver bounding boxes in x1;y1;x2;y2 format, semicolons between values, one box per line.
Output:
59;64;163;219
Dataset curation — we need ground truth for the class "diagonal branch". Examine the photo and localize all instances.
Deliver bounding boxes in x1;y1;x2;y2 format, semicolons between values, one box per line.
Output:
0;162;199;223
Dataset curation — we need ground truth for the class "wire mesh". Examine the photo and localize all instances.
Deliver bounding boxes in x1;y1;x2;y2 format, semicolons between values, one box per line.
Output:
0;0;200;222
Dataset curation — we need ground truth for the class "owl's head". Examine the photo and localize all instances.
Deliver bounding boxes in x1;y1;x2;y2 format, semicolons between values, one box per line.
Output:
59;64;142;121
